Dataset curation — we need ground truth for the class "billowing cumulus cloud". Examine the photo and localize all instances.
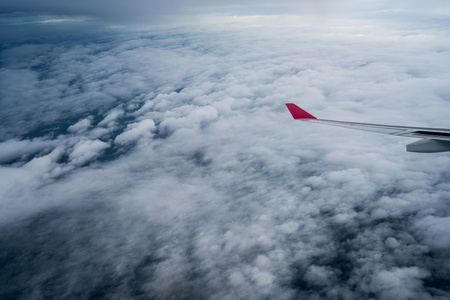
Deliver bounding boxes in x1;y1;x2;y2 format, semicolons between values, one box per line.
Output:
69;139;110;166
1;14;450;299
114;119;156;145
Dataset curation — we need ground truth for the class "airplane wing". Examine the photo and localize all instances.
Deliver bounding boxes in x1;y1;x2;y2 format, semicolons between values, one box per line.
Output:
285;103;450;153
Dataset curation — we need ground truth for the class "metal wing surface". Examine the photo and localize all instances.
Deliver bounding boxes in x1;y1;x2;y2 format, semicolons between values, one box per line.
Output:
286;103;450;153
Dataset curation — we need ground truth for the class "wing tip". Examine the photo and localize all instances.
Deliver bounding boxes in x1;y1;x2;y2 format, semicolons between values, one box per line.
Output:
285;103;317;119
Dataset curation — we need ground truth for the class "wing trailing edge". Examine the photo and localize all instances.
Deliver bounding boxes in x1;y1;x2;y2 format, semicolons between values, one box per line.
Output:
285;103;450;153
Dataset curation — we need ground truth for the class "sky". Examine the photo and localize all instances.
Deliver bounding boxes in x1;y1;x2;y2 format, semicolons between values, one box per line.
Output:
1;1;450;299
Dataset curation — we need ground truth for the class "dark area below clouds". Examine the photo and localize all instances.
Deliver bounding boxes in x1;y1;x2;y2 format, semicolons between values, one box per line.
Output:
1;15;450;299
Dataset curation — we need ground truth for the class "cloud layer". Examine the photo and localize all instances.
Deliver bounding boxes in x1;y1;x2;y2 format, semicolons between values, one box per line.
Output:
1;16;450;299
2;0;450;23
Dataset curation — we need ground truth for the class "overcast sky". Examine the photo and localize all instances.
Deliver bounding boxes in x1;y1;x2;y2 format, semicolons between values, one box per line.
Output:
1;2;450;300
1;0;450;23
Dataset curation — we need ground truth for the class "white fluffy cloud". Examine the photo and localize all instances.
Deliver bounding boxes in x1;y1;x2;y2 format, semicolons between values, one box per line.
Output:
114;119;156;145
369;267;430;300
0;139;59;164
1;15;450;299
67;117;92;134
69;139;110;166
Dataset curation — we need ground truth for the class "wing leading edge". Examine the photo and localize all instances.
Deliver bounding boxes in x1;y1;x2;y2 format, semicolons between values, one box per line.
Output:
285;103;450;153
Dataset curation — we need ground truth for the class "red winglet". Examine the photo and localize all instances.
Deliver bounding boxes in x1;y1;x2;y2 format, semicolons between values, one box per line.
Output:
285;103;317;119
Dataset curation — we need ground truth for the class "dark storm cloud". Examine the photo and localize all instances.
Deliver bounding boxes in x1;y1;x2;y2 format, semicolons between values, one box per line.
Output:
1;14;450;299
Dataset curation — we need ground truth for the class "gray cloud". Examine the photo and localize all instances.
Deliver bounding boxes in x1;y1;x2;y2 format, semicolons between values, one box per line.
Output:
1;15;450;299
